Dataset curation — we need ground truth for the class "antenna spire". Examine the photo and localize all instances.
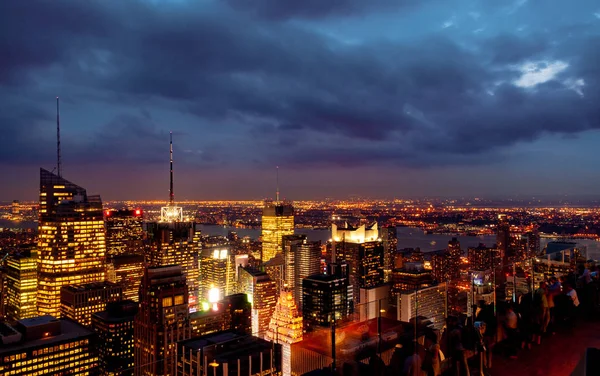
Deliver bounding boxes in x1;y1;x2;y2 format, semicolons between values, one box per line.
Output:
276;166;280;203
169;131;174;204
56;97;61;177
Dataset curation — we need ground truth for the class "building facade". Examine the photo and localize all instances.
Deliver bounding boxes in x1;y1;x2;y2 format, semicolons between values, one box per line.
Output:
282;235;321;307
37;169;106;317
261;201;294;262
265;289;303;376
106;254;145;302
4;249;38;321
105;209;144;256
398;284;447;330
60;282;123;327
238;268;277;337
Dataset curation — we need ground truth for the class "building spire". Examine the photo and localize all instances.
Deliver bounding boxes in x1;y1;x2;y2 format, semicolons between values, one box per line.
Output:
56;97;61;177
169;131;174;204
276;166;280;203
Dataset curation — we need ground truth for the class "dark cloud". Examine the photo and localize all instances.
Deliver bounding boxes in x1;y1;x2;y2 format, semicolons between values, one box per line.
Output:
0;0;599;174
224;0;417;20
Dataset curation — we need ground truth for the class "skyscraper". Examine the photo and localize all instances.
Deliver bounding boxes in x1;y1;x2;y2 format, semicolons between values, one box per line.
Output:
261;200;294;262
105;209;144;256
37;169;106;317
238;267;277;337
135;265;191;376
496;214;511;261
266;289;303;376
381;226;398;283
60;281;123;327
92;300;138;376
199;247;236;303
282;235;321;307
4;248;38;321
106;253;145;302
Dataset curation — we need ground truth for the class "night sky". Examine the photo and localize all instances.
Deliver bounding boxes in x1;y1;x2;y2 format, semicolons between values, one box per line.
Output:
1;1;599;201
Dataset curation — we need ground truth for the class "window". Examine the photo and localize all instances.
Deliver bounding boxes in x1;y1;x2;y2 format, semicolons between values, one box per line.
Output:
162;297;173;307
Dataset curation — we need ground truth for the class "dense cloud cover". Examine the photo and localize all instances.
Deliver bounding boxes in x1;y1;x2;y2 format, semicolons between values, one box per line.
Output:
1;0;599;199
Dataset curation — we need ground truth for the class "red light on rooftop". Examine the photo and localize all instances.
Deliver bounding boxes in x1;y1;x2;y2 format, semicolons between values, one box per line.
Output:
105;210;111;216
135;209;142;216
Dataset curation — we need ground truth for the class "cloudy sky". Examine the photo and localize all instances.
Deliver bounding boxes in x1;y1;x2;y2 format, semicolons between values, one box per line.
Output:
1;0;599;201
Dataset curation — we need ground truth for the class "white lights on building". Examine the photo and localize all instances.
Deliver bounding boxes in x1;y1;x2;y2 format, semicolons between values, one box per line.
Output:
160;205;183;222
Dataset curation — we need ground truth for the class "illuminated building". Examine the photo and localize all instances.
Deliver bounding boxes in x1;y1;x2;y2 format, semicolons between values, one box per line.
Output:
391;262;433;300
4;249;38;321
496;214;510;261
92;300;138;376
11;200;20;215
282;235;321;307
135;265;191;376
302;262;352;332
0;315;98;375
238;268;277;337
398;284;446;330
381;226;397;283
431;239;461;283
105;209;144;256
174;331;281;376
331;223;384;303
264;253;285;293
261;199;294;262
60;282;123;327
37;168;106;318
199;247;236;304
266;289;303;376
190;303;229;337
160;132;183;223
106;254;145;302
468;244;501;271
145;222;200;311
221;293;252;334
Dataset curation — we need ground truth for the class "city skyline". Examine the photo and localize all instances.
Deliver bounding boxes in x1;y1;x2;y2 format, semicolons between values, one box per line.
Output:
2;1;600;200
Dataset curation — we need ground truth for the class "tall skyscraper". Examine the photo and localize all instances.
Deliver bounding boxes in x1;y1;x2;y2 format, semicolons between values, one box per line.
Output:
381;225;398;283
106;254;145;302
302;262;352;332
92;300;138;376
266;289;303;376
496;214;511;261
145;222;201;311
199;247;236;303
37;169;106;317
0;316;98;375
135;265;191;376
105;209;144;256
4;248;38;321
398;284;447;330
238;267;277;337
60;281;123;327
331;223;384;303
282;235;321;307
261;200;294;262
468;244;501;272
431;238;461;283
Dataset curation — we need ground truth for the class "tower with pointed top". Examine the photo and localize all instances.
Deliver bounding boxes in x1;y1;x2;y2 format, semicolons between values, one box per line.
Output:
261;168;294;262
160;132;183;222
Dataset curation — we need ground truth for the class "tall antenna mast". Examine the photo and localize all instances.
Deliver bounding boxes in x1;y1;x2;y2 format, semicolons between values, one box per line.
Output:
276;166;280;203
56;97;62;177
169;131;174;204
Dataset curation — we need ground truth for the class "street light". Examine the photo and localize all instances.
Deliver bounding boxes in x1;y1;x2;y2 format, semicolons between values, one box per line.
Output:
209;360;219;376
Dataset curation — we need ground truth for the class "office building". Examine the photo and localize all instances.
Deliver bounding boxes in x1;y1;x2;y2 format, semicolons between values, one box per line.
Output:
302;262;352;331
92;300;138;376
37;169;106;317
135;265;191;376
4;249;38;321
60;282;123;327
264;253;285;293
381;226;398;283
0;315;98;375
174;331;281;376
496;214;510;261
282;235;321;307
391;262;434;299
145;222;201;311
199;247;236;304
190;303;230;337
105;209;144;256
398;284;447;330
238;268;277;337
261;200;294;262
431;239;461;283
106;254;145;302
221;293;252;334
266;289;303;376
331;223;384;303
468;244;501;272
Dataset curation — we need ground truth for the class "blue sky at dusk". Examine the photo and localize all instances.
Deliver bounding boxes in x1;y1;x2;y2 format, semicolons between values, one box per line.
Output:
1;0;599;200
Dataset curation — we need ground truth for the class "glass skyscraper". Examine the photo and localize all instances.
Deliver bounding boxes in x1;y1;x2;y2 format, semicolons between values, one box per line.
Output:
37;168;106;317
261;200;294;262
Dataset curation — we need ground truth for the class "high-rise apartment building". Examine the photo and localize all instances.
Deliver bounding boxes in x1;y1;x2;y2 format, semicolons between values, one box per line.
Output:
105;209;144;256
92;300;139;376
145;222;200;311
135;265;191;376
199;247;236;303
381;226;398;283
106;254;145;302
0;316;98;375
302;262;352;332
282;235;321;307
60;281;123;327
4;249;38;321
468;244;501;272
261;200;294;262
238;268;277;337
391;262;434;299
37;169;106;318
398;284;447;330
496;214;510;261
266;289;303;376
431;238;461;283
331;223;384;303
